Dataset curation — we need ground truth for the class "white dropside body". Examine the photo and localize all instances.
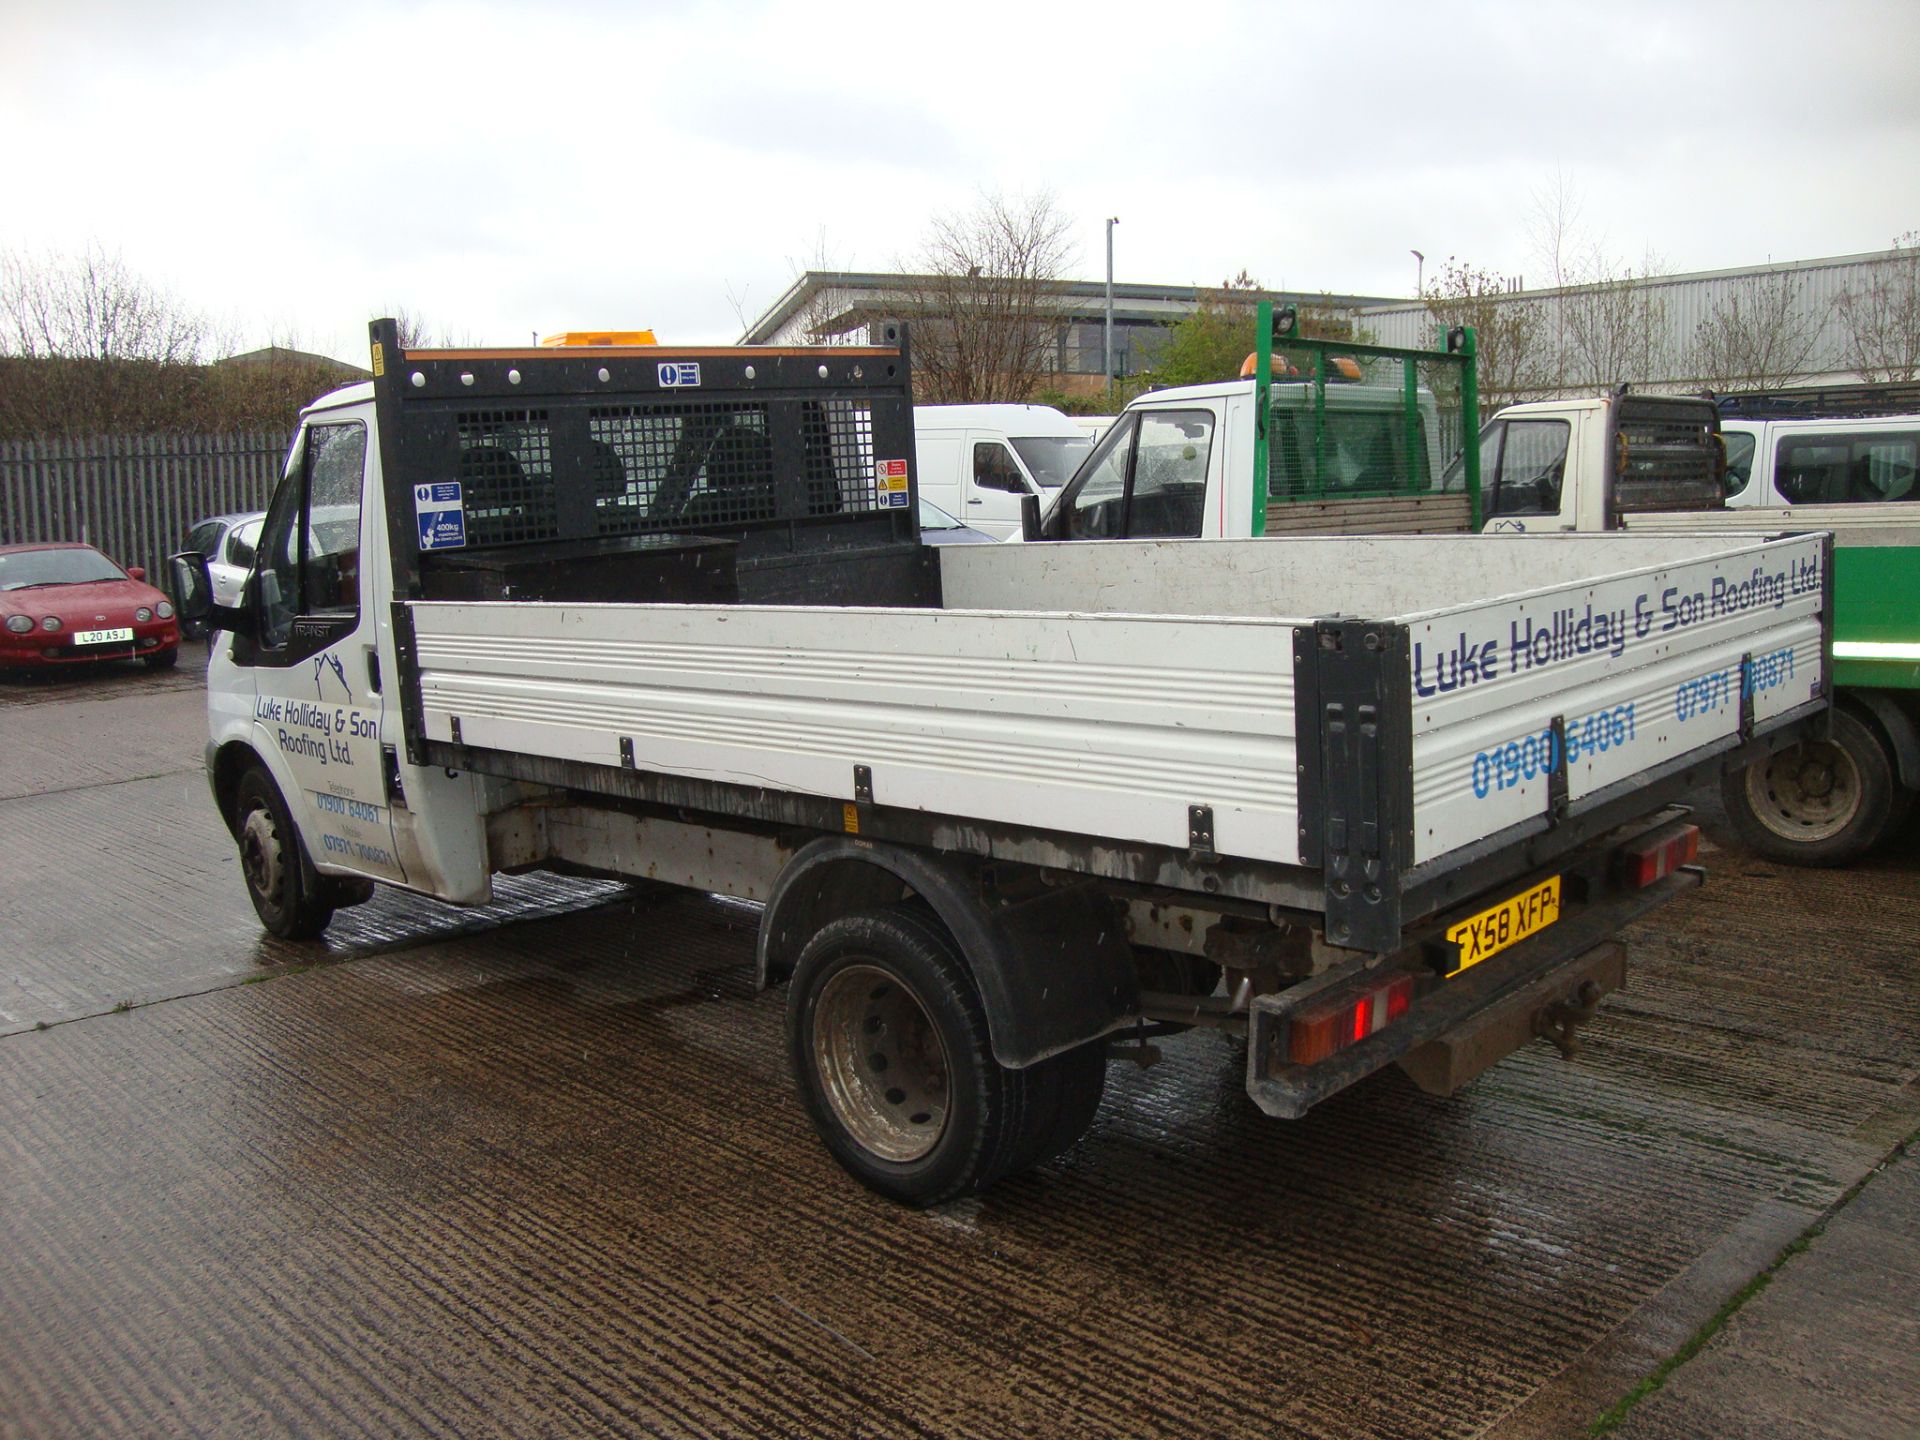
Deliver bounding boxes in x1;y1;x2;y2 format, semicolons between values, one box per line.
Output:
409;531;1824;879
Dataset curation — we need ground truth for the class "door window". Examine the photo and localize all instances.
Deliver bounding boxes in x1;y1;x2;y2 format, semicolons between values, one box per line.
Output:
973;442;1029;494
1060;419;1135;538
1722;431;1757;498
225;520;261;569
253;422;366;651
1126;412;1212;537
1056;411;1213;539
1490;419;1569;516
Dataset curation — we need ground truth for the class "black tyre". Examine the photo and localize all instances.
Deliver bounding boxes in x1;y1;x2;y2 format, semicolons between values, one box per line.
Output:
1722;709;1904;867
787;906;1097;1205
143;646;179;670
1004;1040;1107;1177
233;766;336;939
322;874;376;910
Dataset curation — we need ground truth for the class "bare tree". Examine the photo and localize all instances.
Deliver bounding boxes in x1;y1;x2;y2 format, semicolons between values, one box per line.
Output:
1551;252;1674;390
1423;258;1551;407
1688;269;1828;391
727;228;862;345
1836;232;1920;383
1526;175;1676;389
383;307;475;350
0;242;209;363
899;190;1075;403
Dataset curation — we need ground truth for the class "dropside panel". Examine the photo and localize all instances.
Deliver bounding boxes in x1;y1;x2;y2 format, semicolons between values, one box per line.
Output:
407;601;1304;866
1405;533;1828;864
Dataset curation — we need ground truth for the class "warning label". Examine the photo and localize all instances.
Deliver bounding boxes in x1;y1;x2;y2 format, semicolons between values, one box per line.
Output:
876;458;910;509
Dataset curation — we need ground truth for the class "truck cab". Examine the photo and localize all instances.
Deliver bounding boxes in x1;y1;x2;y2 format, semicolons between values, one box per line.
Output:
1452;393;1726;533
1040;328;1464;542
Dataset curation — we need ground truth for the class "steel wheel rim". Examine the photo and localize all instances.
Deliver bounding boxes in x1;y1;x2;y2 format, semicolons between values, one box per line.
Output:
812;963;950;1163
239;804;287;906
1744;739;1861;843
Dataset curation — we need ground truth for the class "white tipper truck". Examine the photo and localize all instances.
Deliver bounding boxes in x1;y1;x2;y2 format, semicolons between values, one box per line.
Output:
171;317;1831;1206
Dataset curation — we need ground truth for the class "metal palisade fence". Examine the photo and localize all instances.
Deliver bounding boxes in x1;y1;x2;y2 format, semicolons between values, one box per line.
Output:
0;432;292;580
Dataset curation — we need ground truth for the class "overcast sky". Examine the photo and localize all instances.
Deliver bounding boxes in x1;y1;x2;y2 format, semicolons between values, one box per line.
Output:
4;0;1917;365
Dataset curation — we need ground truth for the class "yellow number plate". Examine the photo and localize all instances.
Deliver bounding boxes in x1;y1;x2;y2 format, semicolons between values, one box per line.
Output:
1445;876;1561;975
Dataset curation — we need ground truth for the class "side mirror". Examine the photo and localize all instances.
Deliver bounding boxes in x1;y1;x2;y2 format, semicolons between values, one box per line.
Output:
1019;492;1043;543
170;550;252;638
126;565;147;582
169;552;213;623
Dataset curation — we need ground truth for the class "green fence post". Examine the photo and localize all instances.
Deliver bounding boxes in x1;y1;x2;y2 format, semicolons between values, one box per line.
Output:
1252;301;1271;537
1459;326;1481;529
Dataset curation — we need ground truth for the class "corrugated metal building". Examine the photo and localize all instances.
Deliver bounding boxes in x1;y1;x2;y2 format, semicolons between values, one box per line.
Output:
1358;247;1905;396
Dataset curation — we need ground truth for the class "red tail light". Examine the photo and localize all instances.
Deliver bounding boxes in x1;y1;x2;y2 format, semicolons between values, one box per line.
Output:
1619;823;1700;888
1286;973;1416;1067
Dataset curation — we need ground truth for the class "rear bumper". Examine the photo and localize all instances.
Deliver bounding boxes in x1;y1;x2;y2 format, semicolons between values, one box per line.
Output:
1246;834;1700;1119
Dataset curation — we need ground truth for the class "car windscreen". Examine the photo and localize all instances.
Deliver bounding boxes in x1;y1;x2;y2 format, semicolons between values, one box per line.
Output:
1011;435;1093;488
917;498;965;530
0;548;127;590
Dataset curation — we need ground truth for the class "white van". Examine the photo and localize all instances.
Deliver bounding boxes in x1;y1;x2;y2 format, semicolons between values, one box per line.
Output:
1721;413;1920;508
912;404;1093;540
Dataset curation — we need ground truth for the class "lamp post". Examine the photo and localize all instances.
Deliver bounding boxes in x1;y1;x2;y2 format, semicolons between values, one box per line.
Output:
1411;249;1425;298
1105;216;1119;403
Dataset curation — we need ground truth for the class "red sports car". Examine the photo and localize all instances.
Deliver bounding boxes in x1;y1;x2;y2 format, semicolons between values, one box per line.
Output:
0;542;182;670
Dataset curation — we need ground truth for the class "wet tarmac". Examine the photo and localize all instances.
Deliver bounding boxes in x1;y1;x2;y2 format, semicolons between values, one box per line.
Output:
2;657;1917;1438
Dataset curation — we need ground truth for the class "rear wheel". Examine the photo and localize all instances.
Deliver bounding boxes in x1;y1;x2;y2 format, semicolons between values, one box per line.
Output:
234;766;336;939
1722;709;1904;867
787;906;1104;1206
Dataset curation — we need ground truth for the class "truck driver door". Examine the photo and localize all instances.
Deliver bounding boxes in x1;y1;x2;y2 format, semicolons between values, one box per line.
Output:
240;417;410;888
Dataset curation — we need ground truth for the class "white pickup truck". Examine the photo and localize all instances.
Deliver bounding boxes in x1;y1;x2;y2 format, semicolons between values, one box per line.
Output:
171;319;1830;1206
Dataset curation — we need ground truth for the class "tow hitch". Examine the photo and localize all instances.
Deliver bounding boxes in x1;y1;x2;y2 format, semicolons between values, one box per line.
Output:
1533;980;1605;1059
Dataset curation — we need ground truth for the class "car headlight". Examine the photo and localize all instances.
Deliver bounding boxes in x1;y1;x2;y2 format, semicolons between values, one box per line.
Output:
40;616;61;633
4;615;31;634
136;606;153;622
157;601;174;619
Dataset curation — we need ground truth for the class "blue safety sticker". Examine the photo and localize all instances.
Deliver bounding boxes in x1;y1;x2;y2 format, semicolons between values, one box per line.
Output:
414;480;466;551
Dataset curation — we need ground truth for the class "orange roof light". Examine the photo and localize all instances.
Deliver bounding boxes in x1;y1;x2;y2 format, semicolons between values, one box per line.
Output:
1238;352;1363;380
538;329;659;348
1240;352;1300;378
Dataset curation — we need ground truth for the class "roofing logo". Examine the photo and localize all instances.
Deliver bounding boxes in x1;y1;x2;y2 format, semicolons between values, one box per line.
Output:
313;651;349;700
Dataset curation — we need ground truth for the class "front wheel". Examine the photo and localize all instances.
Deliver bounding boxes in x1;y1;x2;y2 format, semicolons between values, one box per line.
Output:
234;766;336;939
143;646;179;670
1722;709;1907;867
787;906;1104;1206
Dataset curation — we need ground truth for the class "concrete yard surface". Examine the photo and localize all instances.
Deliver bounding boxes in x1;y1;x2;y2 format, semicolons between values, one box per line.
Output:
2;651;1917;1439
1610;1144;1920;1440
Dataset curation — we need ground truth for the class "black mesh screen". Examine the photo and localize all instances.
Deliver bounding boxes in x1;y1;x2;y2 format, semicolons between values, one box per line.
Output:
457;410;557;544
803;400;878;515
589;403;773;535
1614;401;1725;513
